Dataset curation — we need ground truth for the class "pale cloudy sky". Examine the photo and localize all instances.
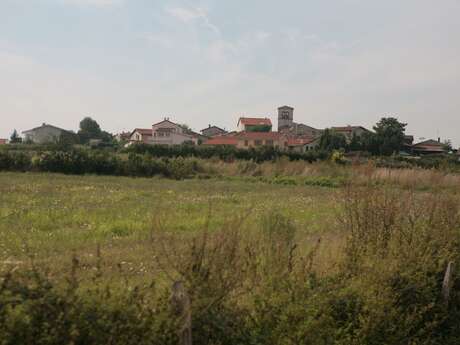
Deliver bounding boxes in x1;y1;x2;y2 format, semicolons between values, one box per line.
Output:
1;0;459;146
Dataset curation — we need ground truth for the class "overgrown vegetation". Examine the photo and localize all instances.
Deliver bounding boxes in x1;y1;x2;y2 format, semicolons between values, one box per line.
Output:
1;175;459;344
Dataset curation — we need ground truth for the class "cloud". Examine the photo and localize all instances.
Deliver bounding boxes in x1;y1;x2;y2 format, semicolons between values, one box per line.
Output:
165;6;220;35
59;0;124;7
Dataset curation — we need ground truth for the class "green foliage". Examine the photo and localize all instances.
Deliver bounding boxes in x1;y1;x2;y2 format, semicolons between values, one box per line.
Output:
0;269;177;345
330;150;346;164
126;143;328;163
372;117;407;155
0;175;460;344
9;129;22;144
0;149;205;179
319;129;347;151
77;117;113;145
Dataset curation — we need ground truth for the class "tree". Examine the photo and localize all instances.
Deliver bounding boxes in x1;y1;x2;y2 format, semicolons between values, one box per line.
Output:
78;117;102;144
10;129;22;144
319;129;347;151
348;133;362;151
56;131;79;150
179;124;193;134
442;140;453;152
373;117;407;155
360;131;380;155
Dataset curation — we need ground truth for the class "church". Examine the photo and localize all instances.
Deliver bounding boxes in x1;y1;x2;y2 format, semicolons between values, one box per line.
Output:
277;106;322;138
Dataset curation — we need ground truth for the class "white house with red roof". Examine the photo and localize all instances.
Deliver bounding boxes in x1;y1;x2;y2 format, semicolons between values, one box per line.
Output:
237;117;272;132
151;119;199;146
331;126;370;142
204;131;287;149
130;128;152;143
287;137;321;153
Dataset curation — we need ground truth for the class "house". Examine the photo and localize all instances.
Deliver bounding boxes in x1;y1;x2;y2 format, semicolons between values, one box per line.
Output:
411;139;446;155
151;119;198;146
203;135;238;147
287;137;320;153
22;123;71;144
277;106;322;137
233;131;287;150
237;117;272;132
0;139;8;145
115;132;131;142
204;131;288;150
180;127;208;144
331;126;371;142
129;128;153;144
404;135;414;145
201;125;227;137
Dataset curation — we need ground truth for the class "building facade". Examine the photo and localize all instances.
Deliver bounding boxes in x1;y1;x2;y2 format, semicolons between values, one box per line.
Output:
237;117;272;132
331;126;370;142
200;125;227;137
151;119;198;145
411;139;446;155
129;128;153;143
22;123;71;144
277;106;294;130
277;106;322;137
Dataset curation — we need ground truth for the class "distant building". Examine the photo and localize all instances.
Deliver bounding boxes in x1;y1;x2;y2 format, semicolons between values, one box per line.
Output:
411;139;446;155
115;132;131;142
129;128;153;144
277;106;322;137
200;125;227;137
203;135;238;147
331;126;371;142
22;123;71;144
404;135;414;145
151;119;198;146
237;117;272;132
0;139;8;145
277;106;294;130
287;137;320;153
204;131;287;150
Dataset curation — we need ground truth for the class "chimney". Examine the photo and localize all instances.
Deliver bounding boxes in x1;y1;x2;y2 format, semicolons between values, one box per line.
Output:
438;137;441;143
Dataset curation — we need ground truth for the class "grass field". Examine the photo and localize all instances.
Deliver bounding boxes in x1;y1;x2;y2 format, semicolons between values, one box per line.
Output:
0;172;339;273
1;169;459;344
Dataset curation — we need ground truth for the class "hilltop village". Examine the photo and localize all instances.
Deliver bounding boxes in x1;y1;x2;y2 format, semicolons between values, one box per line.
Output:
3;105;456;156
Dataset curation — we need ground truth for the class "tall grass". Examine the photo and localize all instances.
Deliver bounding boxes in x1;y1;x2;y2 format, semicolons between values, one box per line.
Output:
1;181;459;344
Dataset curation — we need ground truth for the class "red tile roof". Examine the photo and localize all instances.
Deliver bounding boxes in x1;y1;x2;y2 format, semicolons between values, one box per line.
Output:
203;136;238;146
235;131;283;140
238;117;272;126
0;139;7;145
131;128;152;136
287;137;317;146
412;140;445;152
332;126;369;132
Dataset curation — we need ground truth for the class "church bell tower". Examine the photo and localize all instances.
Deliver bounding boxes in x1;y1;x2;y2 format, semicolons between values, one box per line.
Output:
277;106;294;131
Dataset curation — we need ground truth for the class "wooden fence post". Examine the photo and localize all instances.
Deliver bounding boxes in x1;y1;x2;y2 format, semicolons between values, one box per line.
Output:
171;281;192;345
442;261;454;306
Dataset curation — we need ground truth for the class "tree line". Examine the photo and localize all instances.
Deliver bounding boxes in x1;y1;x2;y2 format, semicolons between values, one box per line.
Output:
319;117;452;155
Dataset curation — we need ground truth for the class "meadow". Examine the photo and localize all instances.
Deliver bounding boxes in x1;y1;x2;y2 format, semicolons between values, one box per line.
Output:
1;163;460;344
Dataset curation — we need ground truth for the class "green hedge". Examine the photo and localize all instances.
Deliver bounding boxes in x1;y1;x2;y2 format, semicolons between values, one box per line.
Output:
0;150;204;179
124;143;328;163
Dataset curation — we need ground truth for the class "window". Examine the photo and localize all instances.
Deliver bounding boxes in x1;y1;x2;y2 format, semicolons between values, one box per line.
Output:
254;140;262;146
244;140;249;146
281;111;290;119
265;140;274;146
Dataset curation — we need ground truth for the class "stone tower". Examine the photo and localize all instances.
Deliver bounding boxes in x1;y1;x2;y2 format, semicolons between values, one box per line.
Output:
277;106;294;131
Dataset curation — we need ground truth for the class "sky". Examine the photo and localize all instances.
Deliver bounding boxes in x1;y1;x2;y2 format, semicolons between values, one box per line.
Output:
1;0;459;146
